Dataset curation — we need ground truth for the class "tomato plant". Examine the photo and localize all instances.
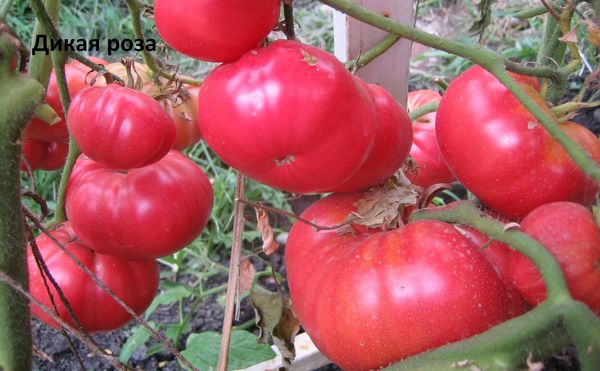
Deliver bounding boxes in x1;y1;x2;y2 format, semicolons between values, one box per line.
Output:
68;85;176;169
508;202;600;315
198;40;378;194
286;193;513;370
21;137;68;171
154;0;281;62
28;223;159;332
406;89;456;188
326;81;412;192
436;65;600;219
65;150;214;259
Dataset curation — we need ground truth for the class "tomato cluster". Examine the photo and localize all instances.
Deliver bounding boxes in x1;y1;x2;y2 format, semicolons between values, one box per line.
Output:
23;2;600;367
26;58;213;332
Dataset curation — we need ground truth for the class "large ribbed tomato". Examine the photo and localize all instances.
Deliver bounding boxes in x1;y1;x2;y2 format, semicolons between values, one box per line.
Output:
406;89;456;188
28;223;159;332
508;202;600;315
198;40;377;194
154;0;280;62
436;65;600;219
326;81;412;192
65;150;213;259
68;85;176;170
286;193;513;370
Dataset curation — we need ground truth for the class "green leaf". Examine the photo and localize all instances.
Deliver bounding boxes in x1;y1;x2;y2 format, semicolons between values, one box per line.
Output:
119;322;156;363
469;0;496;40
144;284;193;319
180;330;275;370
165;322;192;342
250;288;285;343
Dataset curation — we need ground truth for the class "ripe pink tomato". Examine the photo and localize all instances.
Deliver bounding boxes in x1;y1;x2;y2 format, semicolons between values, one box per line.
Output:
68;85;176;170
28;223;159;332
154;0;280;62
406;89;456;188
286;193;513;370
508;202;600;315
326;81;413;192
458;224;530;318
198;40;378;194
65;150;213;259
24;62;91;143
21;137;68;171
436;65;600;219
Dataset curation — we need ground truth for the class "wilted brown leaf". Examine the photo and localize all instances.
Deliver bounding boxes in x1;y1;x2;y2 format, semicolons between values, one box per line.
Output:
255;207;280;255
250;289;301;365
583;21;600;48
348;182;418;230
272;299;301;366
239;258;255;294
250;288;285;343
559;26;579;43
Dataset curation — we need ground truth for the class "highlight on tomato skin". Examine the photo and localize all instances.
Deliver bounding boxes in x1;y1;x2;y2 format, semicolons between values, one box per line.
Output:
154;0;281;63
27;223;159;332
285;192;515;370
435;65;600;219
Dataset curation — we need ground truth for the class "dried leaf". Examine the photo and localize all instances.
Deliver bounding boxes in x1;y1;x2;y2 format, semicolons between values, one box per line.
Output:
347;183;418;230
503;222;521;231
250;288;285;343
239;259;255;294
272;299;301;366
582;20;600;48
250;289;301;365
559;26;579;43
255;207;280;255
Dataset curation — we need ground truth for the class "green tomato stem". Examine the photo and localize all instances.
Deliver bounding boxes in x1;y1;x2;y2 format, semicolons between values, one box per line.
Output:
0;32;45;371
514;6;548;19
319;0;600;183
27;0;60;87
408;101;439;121
346;34;400;71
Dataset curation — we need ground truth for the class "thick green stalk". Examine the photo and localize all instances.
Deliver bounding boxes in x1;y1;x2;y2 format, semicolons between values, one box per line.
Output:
396;203;600;370
347;34;400;70
385;301;595;370
319;0;600;182
408;101;439;121
0;32;45;371
27;0;60;86
28;0;77;224
536;16;567;103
